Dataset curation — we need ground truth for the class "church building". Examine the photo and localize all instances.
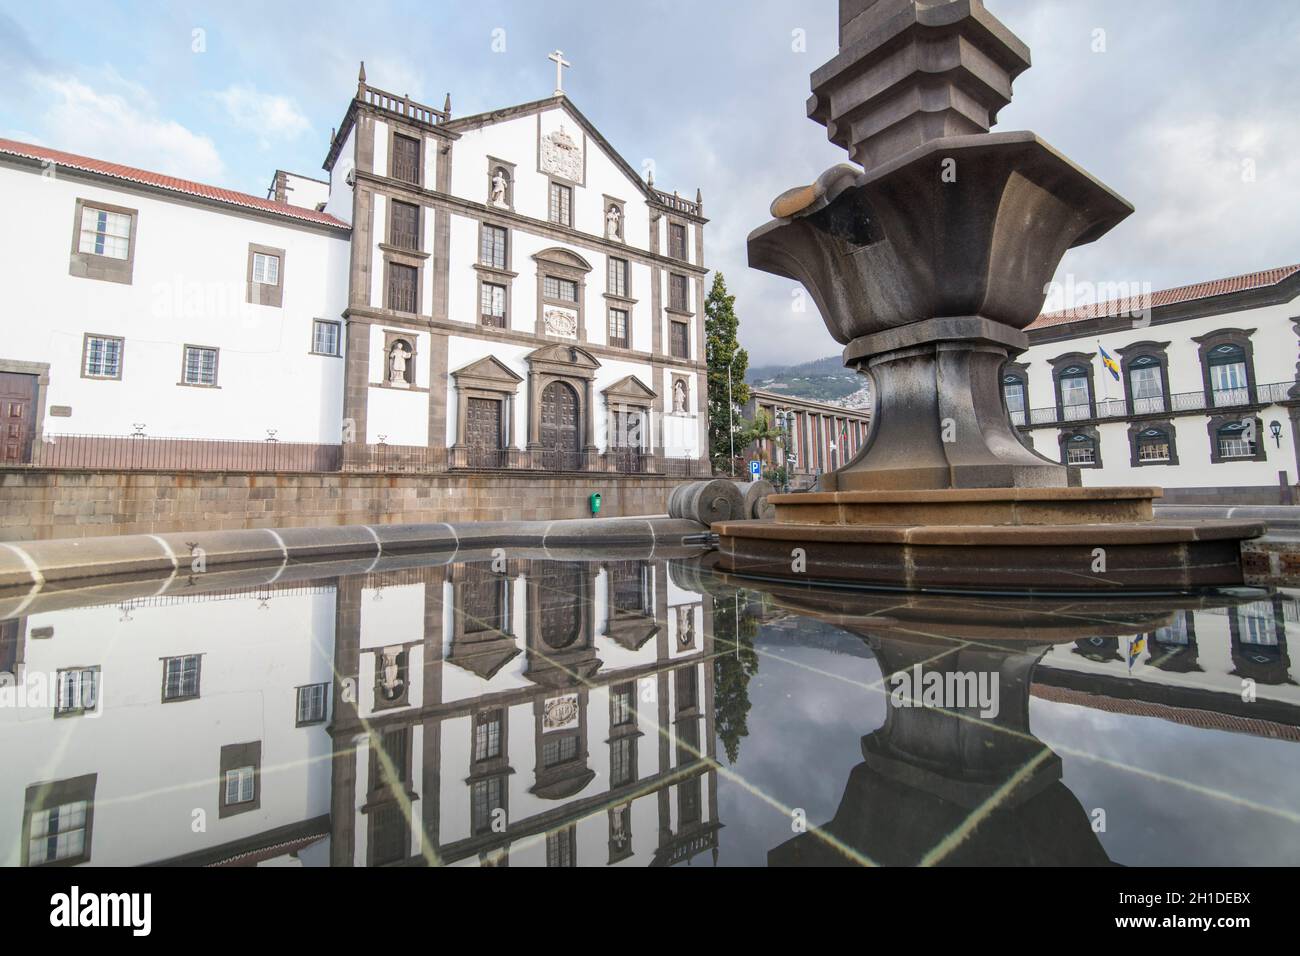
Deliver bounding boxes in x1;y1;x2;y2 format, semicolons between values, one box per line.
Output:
0;59;709;480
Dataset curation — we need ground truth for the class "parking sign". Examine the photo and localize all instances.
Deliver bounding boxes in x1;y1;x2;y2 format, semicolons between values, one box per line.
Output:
749;460;761;481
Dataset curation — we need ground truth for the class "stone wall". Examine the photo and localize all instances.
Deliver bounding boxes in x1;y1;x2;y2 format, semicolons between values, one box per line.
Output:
0;469;684;541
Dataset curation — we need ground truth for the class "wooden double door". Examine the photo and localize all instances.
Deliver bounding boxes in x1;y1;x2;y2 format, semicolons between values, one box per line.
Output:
0;372;36;465
464;397;505;468
539;381;581;471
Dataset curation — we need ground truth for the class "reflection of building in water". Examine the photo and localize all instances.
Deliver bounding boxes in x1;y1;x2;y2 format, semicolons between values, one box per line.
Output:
331;557;719;867
0;558;718;867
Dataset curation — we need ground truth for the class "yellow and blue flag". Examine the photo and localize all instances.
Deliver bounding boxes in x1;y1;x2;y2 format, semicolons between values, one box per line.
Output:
1128;635;1146;672
1099;345;1121;382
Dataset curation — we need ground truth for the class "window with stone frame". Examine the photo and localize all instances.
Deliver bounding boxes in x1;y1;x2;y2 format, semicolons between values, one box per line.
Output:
543;275;578;302
607;257;628;298
312;319;342;356
474;708;504;762
548;181;572;226
480;224;508;270
470;776;506;836
390;200;420;251
1057;365;1091;419
218;741;260;818
1207;343;1251;407
391;133;421;185
79;205;132;260
23;775;96;866
83;334;123;379
181;346;218;387
1126;355;1166;414
1216;421;1256;459
55;667;99;716
669;273;689;311
1002;371;1026;424
669;222;689;260
480;282;507;328
610;735;636;788
610;682;636;727
608;307;629;349
1136;428;1171;463
162;654;202;701
251;251;280;286
387;262;418;313
296;682;329;725
546;826;577;867
1062;431;1099;467
670;320;690;359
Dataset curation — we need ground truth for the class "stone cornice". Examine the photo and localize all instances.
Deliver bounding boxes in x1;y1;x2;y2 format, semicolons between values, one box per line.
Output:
342;305;707;373
354;169;708;276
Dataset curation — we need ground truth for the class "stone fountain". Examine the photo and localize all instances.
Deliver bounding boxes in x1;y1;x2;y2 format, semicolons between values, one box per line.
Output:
715;0;1263;591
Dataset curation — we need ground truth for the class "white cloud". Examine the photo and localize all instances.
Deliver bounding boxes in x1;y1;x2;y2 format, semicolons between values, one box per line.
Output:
214;84;310;147
35;72;224;181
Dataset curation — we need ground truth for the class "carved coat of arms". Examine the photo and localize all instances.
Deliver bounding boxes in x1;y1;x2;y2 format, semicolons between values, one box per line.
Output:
541;125;582;182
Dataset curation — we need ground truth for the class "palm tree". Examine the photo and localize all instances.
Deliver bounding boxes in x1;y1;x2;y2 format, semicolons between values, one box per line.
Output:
743;410;785;470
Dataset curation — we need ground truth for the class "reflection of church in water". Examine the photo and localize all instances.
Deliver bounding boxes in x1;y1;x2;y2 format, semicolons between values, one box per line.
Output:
332;557;719;867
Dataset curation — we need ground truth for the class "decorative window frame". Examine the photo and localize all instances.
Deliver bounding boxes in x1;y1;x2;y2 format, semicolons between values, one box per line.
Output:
666;272;693;316
668;319;692;361
379;329;422;390
21;773;96;866
1194;328;1257;407
475;220;516;329
246;243;285;308
1049;351;1097;422
218;740;261;819
546;176;574;227
53;666;100;718
385;198;423;253
1127;419;1179;468
1117;340;1172;416
666;215;692;263
1001;361;1029;422
601;375;657;452
178;344;220;389
606;304;632;350
532;247;592;341
388;127;424;187
602;195;627;243
382;254;423;315
80;332;124;381
1207;413;1267;464
485;156;517;212
1058;425;1102;469
451;355;522;452
69;197;137;285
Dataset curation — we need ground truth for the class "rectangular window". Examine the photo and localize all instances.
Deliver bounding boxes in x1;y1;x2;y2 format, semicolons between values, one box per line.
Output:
542;735;578;768
546;826;577;867
78;206;131;260
296;683;328;725
390;200;420;251
607;257;628;297
474;709;503;762
83;334;123;379
669;223;688;260
471;776;505;835
312;319;341;356
669;274;689;311
610;737;635;788
28;799;90;865
608;308;629;348
1219;435;1252;458
1066;445;1096;465
480;282;506;328
1060;375;1090;419
182;346;218;387
388;262;418;313
543;275;578;302
670;320;690;359
391;134;421;185
611;683;635;726
1211;362;1249;407
251;252;280;286
162;654;201;701
479;225;507;269
224;766;255;805
1138;440;1170;462
549;182;571;225
55;668;98;716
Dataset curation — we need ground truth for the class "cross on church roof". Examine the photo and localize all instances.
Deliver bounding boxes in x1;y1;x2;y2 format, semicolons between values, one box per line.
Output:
548;49;571;96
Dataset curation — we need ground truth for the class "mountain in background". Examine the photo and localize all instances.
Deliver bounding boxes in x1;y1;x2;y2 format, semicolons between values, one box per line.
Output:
745;354;872;409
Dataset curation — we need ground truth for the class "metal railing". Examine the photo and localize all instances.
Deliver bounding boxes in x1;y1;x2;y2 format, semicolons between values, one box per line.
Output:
25;434;707;477
650;188;701;217
1017;380;1296;428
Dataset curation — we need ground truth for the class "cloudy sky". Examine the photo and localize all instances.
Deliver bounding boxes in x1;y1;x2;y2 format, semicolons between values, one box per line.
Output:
3;0;1298;366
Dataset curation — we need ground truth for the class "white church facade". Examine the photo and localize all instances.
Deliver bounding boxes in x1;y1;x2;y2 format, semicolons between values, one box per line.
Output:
0;63;709;479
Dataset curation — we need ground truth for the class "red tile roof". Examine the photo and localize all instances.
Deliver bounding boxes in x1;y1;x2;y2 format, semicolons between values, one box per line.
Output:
1026;263;1300;331
0;138;349;230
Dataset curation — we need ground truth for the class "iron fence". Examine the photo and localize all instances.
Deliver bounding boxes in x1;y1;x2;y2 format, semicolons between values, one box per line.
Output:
1018;380;1296;428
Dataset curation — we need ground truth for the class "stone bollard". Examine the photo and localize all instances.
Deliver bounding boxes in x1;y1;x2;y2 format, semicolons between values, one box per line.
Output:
668;479;747;524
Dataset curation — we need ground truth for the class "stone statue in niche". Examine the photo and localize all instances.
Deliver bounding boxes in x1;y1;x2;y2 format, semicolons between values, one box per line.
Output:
672;378;688;413
491;167;509;208
378;647;407;702
605;204;621;239
676;604;695;647
388;341;412;387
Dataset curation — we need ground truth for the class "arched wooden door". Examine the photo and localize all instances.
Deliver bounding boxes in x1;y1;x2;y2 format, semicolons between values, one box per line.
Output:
540;381;580;471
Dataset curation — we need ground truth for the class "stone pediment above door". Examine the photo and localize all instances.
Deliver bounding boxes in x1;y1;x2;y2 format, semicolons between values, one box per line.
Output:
452;354;524;392
526;343;601;378
601;374;657;407
532;247;593;275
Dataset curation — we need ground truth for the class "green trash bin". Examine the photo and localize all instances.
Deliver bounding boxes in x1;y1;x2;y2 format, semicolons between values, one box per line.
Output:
589;492;602;516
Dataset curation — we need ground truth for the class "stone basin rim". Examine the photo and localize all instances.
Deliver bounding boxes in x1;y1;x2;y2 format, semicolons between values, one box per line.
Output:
713;518;1266;546
768;486;1164;505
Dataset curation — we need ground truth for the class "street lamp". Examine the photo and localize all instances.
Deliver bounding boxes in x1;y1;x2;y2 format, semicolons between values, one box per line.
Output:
1271;420;1282;447
727;353;740;477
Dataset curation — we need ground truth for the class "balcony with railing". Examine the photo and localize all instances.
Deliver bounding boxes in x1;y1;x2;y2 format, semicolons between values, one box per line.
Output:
650;187;702;218
1013;380;1296;428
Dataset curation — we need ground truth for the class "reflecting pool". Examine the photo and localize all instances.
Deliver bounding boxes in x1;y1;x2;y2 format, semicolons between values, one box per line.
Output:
1;551;1298;867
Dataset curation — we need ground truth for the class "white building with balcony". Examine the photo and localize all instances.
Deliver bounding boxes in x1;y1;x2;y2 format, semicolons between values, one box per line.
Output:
1008;264;1300;504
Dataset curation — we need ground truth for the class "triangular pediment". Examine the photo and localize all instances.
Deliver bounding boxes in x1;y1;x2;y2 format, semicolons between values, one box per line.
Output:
602;374;657;402
526;343;601;370
452;354;523;384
